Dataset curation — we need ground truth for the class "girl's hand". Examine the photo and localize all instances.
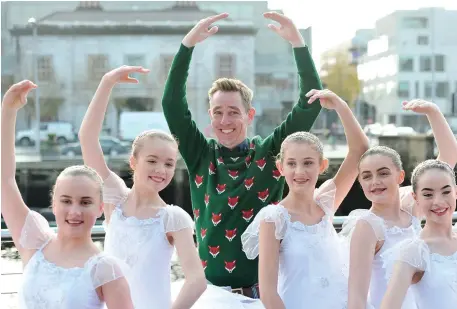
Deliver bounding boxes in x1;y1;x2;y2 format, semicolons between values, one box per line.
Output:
2;80;37;111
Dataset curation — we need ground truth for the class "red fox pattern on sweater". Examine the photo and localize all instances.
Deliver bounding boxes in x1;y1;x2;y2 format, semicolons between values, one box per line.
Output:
162;43;322;287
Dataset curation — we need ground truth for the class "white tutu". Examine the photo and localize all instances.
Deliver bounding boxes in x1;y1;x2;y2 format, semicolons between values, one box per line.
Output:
171;281;264;309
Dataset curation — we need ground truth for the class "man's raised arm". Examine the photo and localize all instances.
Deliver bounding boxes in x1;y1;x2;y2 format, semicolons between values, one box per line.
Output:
262;12;323;154
162;13;229;171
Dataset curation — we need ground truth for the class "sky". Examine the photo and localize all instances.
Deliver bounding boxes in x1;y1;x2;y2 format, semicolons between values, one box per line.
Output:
267;0;457;68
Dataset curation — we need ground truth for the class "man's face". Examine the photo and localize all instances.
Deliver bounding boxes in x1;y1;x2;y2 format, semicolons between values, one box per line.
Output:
208;91;255;149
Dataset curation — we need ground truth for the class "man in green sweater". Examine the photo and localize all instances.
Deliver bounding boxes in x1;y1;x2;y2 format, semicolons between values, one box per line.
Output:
162;12;323;298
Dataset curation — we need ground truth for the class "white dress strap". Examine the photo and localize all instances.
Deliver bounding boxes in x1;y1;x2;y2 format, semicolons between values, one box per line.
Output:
241;204;289;260
163;205;194;233
19;210;55;250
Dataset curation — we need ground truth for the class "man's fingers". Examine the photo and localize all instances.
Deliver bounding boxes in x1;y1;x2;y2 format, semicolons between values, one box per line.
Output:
263;12;287;24
207;26;219;35
306;89;320;97
267;24;280;34
203;13;229;27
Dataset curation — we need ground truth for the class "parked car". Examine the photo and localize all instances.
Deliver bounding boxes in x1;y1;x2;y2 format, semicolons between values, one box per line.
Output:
60;136;130;157
16;122;76;146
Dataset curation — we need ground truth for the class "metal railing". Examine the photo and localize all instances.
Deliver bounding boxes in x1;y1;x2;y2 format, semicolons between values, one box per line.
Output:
2;212;457;241
2;212;456;301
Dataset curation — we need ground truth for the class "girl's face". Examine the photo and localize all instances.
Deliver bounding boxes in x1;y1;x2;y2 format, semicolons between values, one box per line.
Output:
130;137;178;193
52;175;103;238
413;169;456;225
277;142;327;195
358;154;405;205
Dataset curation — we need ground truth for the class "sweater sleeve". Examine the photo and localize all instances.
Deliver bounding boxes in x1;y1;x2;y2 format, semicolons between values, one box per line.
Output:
264;46;323;155
161;44;209;172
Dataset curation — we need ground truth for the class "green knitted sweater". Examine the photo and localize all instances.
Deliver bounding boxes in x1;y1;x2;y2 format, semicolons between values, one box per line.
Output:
162;43;322;288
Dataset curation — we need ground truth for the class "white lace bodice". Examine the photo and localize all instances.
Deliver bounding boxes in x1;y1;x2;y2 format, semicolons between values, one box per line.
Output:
242;180;349;309
102;171;194;309
382;237;457;309
18;211;126;309
341;200;422;309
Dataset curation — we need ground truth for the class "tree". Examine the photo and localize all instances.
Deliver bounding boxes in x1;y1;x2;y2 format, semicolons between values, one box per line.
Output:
321;50;360;106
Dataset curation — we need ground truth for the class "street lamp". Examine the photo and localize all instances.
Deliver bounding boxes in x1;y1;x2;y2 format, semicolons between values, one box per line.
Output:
28;17;40;154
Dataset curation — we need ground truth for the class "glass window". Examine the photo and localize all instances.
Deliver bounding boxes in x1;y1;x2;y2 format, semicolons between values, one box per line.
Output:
435;82;449;98
397;81;410;98
419;56;431;72
399;57;413;72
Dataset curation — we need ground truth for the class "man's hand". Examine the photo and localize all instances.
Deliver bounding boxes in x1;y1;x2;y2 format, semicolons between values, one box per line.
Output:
182;13;229;48
263;12;305;47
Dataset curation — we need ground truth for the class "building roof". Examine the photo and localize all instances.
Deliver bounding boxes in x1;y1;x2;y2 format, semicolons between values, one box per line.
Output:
10;5;257;36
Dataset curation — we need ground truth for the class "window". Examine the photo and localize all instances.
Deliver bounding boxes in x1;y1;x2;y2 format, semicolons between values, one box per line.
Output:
435;82;449;98
402;17;428;29
397;81;410;98
1;75;14;93
125;54;146;81
274;78;289;90
424;81;433;98
37;55;54;81
398;57;413;72
160;54;174;81
255;73;272;86
100;138;115;147
434;55;445;72
79;1;101;8
415;81;420;97
419;56;431;72
388;115;397;124
288;73;295;90
216;54;236;78
174;1;197;7
402;115;421;128
125;54;145;66
88;54;109;81
417;36;429;45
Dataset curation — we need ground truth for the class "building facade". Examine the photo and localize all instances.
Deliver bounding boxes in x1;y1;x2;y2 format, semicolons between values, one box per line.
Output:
2;1;313;137
357;7;457;131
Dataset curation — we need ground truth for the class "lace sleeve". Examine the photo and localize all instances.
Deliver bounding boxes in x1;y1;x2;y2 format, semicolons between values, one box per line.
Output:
103;171;130;205
89;254;130;289
241;204;288;260
340;209;386;241
314;179;337;215
19;210;55;250
163;205;194;233
381;238;430;280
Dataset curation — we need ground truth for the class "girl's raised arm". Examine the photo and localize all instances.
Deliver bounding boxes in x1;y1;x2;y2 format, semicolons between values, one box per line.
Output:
1;80;38;261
